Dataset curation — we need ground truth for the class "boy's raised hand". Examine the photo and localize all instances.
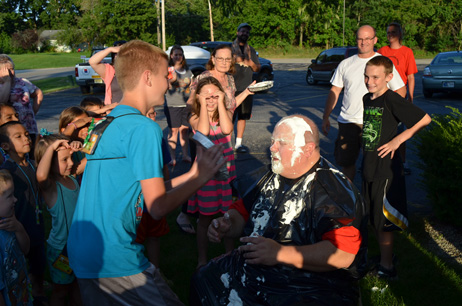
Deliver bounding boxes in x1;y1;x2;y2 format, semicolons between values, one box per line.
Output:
193;145;225;184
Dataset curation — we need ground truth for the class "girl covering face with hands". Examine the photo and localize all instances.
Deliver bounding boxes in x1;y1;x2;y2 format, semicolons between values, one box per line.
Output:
188;77;236;269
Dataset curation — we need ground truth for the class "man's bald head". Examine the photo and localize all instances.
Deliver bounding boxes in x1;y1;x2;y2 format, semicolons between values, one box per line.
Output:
356;25;376;39
275;115;320;150
271;115;321;178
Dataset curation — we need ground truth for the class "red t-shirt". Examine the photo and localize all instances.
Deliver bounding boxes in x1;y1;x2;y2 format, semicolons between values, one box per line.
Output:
378;45;418;85
230;199;362;255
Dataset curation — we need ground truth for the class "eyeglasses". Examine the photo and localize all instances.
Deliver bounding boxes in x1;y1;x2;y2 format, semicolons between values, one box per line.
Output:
215;57;232;63
356;37;375;43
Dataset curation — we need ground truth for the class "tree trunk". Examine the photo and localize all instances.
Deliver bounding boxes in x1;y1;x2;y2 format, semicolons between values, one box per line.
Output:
162;0;166;51
208;0;214;41
299;24;303;47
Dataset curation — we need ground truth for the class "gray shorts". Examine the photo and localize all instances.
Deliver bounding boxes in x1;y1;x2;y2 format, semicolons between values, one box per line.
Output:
77;264;184;306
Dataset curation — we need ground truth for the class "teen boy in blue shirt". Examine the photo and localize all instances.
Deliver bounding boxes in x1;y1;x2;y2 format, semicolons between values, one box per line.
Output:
68;40;224;305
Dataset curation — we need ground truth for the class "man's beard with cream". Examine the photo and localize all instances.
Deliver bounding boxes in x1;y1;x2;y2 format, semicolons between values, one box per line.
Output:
271;152;284;174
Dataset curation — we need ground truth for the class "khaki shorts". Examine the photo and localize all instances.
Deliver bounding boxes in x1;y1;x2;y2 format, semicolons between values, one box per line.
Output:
77;264;184;306
334;122;362;167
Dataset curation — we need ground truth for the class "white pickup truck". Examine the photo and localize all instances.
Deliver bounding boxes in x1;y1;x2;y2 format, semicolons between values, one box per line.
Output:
74;48;111;94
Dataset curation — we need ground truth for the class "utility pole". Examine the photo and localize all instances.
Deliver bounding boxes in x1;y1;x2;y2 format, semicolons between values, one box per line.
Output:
343;0;345;46
208;0;214;41
156;0;161;45
162;0;166;50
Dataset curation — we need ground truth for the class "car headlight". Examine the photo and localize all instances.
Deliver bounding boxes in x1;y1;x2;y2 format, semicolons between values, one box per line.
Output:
423;67;432;77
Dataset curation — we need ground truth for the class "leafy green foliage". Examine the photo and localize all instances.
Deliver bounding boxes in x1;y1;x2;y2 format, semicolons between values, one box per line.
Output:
413;107;462;227
0;32;13;53
1;0;462;53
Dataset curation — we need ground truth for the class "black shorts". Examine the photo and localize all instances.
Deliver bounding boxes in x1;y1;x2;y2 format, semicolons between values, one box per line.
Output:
233;92;253;121
334;122;362;167
166;106;189;128
26;243;46;276
363;176;408;233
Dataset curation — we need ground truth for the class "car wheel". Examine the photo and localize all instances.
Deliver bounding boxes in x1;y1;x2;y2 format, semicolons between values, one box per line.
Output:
257;71;270;83
423;89;433;98
306;70;317;85
80;85;91;94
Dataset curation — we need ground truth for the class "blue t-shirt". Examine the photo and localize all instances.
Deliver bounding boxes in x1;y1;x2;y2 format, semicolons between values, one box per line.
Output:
47;176;79;249
67;105;164;279
0;230;33;306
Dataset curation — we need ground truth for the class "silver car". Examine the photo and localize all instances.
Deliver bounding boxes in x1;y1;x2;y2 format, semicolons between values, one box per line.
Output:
422;51;462;98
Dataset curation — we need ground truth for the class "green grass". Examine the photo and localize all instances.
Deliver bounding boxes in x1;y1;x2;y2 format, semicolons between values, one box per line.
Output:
9;48;435;71
41;199;462;305
158;213;462;305
33;76;78;94
359;216;462;305
258;46;324;59
10;52;91;70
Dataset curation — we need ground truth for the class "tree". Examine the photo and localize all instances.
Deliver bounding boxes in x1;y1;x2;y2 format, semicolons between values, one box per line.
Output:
78;0;157;47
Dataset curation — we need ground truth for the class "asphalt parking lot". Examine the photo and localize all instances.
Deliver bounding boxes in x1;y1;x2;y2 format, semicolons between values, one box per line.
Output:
31;60;461;215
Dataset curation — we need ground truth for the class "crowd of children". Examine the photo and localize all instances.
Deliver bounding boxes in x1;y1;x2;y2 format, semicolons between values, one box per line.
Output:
0;35;431;305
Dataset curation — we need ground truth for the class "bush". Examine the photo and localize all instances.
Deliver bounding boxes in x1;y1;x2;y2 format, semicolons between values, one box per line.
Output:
0;32;13;53
413;107;462;227
11;29;39;53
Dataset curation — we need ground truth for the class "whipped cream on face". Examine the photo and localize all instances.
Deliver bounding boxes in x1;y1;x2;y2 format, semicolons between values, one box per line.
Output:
276;117;313;166
271;152;283;174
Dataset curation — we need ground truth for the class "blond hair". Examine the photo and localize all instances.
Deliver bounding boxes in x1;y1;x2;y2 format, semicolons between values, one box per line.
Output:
0;169;13;195
114;40;168;92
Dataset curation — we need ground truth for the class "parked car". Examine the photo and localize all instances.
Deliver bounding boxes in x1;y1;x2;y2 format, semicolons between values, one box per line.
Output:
306;47;359;85
422;51;462;98
189;41;274;82
74;48;111;94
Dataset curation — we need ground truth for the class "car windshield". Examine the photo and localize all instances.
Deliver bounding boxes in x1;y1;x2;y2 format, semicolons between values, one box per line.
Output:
434;53;462;65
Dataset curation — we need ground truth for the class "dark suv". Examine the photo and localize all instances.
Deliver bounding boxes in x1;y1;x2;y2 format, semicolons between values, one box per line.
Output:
306;47;359;85
190;41;274;82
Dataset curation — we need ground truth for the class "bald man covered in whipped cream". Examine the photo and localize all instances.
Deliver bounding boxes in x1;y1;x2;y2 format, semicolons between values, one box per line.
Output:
190;115;368;306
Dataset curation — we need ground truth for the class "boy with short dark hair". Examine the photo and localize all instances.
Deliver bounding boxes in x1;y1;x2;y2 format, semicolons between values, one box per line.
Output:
362;56;431;279
0;121;47;302
68;40;224;305
0;169;33;305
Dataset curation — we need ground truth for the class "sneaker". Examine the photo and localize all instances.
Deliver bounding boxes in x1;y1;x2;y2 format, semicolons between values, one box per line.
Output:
377;264;398;280
235;145;249;153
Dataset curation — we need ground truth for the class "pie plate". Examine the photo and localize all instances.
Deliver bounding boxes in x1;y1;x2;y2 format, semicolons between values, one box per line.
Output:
248;81;274;92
